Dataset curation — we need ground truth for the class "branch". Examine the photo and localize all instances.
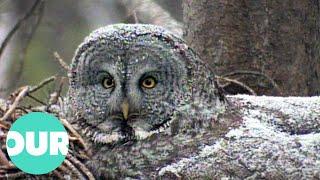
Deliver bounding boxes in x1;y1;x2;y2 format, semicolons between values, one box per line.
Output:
29;75;56;93
0;86;29;121
119;0;183;37
53;52;69;71
15;0;45;82
221;70;281;94
0;149;10;166
0;0;44;60
216;76;257;95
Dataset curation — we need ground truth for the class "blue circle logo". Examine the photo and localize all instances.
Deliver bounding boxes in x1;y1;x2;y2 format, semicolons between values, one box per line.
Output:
6;112;69;174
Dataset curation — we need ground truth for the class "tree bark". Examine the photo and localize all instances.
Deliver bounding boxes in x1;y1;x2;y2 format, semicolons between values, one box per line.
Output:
182;0;320;96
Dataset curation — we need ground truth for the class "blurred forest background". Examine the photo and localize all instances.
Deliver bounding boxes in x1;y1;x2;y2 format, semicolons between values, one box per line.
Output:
0;0;319;101
0;0;182;99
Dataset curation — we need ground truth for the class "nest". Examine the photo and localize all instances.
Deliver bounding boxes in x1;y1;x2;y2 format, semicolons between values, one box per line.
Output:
0;76;95;179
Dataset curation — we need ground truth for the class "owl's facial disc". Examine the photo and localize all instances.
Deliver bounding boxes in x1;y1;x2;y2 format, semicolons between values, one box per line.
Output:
77;49;186;145
69;25;194;146
103;69;174;136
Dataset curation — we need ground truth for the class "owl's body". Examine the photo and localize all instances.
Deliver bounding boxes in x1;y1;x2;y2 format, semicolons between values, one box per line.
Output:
66;24;226;178
65;24;320;179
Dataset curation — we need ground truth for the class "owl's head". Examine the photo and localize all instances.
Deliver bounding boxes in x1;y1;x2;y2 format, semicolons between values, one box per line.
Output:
67;24;223;145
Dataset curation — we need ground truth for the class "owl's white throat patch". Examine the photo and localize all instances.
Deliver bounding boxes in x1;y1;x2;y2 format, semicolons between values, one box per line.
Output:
134;120;171;140
91;131;124;144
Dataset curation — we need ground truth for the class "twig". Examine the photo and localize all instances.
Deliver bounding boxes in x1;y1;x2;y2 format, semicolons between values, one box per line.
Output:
69;136;79;141
132;10;139;23
63;158;86;179
56;163;69;175
15;0;45;83
74;150;90;161
221;70;281;94
216;76;257;95
26;94;47;105
0;86;29;121
51;169;65;179
15;107;29;114
0;172;27;179
67;154;95;180
0;164;17;170
0;123;9;129
220;82;231;88
29;76;56;93
0;0;44;60
57;77;66;96
60;118;87;150
54;52;69;71
118;0;183;36
49;77;66;105
0;149;10;166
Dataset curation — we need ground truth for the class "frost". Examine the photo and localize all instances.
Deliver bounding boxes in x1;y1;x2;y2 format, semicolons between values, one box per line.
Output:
159;95;320;178
296;133;320;147
225;128;243;139
158;157;194;177
199;140;223;157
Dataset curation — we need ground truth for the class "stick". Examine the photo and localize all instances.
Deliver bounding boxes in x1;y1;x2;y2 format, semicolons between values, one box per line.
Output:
119;0;183;37
51;169;65;179
0;86;29;121
29;76;56;93
26;94;47;106
53;52;69;71
49;77;66;105
0;0;44;59
60;118;87;150
0;149;10;166
132;10;139;23
221;70;281;94
67;154;95;180
15;0;45;83
0;172;27;179
216;76;257;95
63;158;85;179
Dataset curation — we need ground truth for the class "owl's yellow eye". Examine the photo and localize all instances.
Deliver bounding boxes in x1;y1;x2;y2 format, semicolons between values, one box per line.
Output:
141;77;157;89
102;77;115;89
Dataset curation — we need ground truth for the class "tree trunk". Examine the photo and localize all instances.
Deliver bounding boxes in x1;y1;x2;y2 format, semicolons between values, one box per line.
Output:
182;0;320;96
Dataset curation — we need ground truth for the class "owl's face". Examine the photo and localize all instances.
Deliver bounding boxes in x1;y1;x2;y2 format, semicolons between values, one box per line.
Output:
67;25;196;145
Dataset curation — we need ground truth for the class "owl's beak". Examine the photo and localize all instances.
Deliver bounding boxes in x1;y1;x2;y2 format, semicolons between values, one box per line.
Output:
121;99;129;120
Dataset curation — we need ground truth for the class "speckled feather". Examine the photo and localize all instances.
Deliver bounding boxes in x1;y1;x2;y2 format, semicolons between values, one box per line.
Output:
64;24;320;179
65;24;226;178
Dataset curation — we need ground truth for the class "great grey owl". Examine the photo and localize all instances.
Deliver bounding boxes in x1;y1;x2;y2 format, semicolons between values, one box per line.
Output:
65;24;226;178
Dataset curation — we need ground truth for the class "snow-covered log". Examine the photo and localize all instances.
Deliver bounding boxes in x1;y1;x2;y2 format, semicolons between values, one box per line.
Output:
159;95;320;179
